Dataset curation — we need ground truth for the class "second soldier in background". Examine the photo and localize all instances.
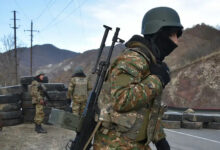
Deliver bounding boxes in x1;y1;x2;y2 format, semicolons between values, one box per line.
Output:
67;66;91;116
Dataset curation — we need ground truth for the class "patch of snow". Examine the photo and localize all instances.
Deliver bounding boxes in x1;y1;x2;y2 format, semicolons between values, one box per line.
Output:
47;64;53;68
64;64;72;71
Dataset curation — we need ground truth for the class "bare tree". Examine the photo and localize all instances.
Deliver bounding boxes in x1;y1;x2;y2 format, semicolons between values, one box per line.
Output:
0;34;17;86
1;34;14;52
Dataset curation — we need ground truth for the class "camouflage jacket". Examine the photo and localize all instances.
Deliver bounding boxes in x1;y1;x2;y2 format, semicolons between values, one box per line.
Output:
98;39;164;142
30;80;44;104
67;77;91;99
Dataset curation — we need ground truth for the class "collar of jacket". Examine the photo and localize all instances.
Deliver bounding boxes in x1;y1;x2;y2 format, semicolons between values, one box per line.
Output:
125;35;157;64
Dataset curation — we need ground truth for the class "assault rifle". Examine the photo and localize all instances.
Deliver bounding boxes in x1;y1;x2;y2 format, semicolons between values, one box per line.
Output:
69;25;124;150
37;77;53;106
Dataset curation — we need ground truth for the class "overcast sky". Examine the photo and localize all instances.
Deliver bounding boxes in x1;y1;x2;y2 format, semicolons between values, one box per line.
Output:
0;0;219;53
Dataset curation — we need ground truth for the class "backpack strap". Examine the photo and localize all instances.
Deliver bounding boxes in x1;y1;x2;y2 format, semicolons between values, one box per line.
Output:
125;41;157;65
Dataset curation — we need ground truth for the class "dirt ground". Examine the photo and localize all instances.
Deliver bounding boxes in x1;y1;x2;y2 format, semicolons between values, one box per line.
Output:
0;123;76;150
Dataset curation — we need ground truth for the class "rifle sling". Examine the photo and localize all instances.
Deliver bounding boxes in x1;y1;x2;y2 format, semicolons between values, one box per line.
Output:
83;121;102;150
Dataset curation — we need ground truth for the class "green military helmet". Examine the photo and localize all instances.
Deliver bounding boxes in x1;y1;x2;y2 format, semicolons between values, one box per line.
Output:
35;72;45;77
141;7;183;36
72;66;86;77
73;66;84;74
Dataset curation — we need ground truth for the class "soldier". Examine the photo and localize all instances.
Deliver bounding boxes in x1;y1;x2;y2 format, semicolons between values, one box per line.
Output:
67;66;91;116
31;72;47;133
94;7;183;150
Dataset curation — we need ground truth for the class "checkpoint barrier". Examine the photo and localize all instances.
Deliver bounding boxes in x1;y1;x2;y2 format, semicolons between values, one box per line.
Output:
162;110;220;129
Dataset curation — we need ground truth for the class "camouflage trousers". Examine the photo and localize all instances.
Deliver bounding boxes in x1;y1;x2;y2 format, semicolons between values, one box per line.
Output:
34;103;45;125
93;130;152;150
72;96;87;116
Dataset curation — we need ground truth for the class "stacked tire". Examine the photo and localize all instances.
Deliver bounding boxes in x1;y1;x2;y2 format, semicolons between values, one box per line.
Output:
0;85;23;126
20;76;35;123
20;76;69;124
43;84;69;123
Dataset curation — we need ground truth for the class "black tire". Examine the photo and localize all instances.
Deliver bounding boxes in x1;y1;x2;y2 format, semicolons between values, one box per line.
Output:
0;103;21;112
0;85;23;95
46;100;68;108
23;107;51;123
22;100;68;109
3;118;22;126
0;110;22;120
0;94;21;104
47;91;67;101
43;83;66;91
20;76;34;85
23;108;35;122
21;92;32;101
22;100;34;109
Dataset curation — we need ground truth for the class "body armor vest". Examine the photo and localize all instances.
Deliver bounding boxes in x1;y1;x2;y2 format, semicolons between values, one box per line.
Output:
73;77;88;97
98;47;156;141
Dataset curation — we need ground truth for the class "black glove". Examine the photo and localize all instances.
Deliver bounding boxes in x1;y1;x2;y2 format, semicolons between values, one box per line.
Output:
149;62;170;88
155;138;170;150
66;99;71;105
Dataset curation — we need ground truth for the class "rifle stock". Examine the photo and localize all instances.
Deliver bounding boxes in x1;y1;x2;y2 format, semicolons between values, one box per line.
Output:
69;25;123;150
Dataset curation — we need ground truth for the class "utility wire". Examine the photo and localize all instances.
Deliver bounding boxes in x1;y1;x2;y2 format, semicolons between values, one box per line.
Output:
40;0;75;32
34;0;57;22
13;0;30;21
40;0;88;33
77;0;86;38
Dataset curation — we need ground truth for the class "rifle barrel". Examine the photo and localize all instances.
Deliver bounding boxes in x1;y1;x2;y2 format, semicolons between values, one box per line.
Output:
92;25;112;74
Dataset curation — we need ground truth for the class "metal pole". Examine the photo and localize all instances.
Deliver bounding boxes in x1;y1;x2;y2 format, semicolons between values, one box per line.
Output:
24;21;39;76
13;11;18;84
30;21;33;76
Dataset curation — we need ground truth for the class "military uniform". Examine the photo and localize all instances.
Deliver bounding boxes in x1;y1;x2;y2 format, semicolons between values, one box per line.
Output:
30;73;48;134
67;68;91;116
94;45;164;150
93;7;183;150
31;80;45;125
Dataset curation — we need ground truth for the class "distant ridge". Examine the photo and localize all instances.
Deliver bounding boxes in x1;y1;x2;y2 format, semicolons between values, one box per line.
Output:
0;44;79;85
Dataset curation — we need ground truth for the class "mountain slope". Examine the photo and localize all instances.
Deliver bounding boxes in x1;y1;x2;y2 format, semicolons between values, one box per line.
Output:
165;23;220;70
163;50;220;109
17;44;79;73
0;44;79;85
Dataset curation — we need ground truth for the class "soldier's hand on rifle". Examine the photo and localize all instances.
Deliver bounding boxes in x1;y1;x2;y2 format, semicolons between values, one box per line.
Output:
149;62;170;88
40;99;45;105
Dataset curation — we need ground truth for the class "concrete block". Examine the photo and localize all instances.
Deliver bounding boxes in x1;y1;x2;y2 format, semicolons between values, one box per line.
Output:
181;121;203;129
182;113;214;122
163;112;182;121
162;120;181;129
206;122;220;129
213;115;220;123
182;113;197;122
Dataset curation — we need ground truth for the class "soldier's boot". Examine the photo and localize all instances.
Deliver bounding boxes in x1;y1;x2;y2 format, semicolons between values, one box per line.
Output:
35;124;47;133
